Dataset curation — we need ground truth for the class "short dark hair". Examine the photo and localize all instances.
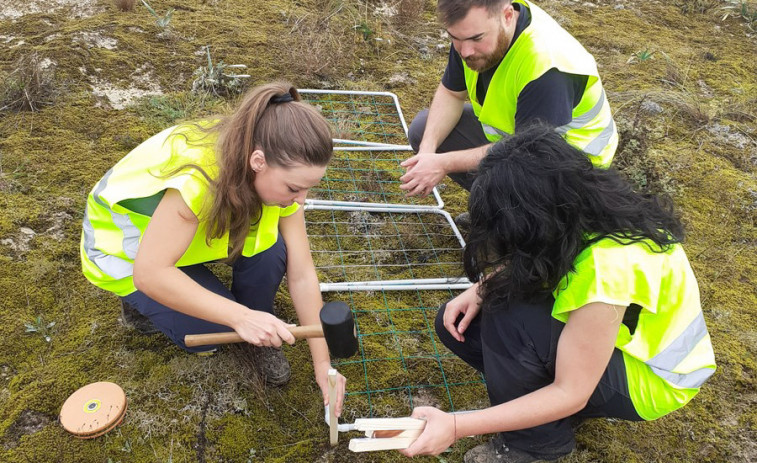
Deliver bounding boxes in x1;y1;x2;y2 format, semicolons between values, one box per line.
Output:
464;124;684;308
437;0;510;26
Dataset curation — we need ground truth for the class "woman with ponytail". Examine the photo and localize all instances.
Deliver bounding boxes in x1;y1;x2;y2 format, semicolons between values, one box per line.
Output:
81;81;346;412
399;124;715;462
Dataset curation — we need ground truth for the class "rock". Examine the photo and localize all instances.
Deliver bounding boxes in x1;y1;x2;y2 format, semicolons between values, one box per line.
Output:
641;100;663;115
698;79;714;98
707;123;753;149
387;72;417;87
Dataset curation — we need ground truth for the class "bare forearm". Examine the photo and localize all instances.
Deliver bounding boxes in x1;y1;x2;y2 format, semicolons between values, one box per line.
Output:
453;303;624;439
454;384;586;438
439;143;492;174
419;84;467;153
288;269;331;364
134;266;247;328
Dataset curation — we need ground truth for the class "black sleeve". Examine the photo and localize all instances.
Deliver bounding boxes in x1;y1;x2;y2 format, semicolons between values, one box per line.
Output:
514;68;588;129
441;45;467;92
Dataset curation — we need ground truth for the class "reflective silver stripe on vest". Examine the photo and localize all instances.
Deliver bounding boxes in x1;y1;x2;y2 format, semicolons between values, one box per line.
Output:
555;89;607;135
82;207;134;280
582;118;615;157
645;312;714;389
82;168;142;279
482;123;508;138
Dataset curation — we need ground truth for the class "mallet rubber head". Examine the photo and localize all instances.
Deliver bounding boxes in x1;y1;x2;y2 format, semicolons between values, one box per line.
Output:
320;301;358;359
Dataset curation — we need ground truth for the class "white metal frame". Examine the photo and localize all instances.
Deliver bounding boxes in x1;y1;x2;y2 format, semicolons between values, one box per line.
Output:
304;204;472;292
300;89;443;210
298;90;469;291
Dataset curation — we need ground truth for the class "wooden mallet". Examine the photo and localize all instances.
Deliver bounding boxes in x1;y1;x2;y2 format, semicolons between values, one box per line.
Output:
184;301;359;359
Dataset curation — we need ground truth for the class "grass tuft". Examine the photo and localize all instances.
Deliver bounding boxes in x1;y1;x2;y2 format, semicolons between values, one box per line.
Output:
720;0;757;32
393;0;428;33
676;0;720;14
0;53;57;112
277;3;359;83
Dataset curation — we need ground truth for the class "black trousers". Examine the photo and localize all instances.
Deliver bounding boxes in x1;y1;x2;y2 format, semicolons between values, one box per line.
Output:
435;295;643;458
408;104;490;192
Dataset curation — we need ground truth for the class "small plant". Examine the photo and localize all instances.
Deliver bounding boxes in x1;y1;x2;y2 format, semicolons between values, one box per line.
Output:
627;48;656;64
121;438;132;453
720;0;757;31
113;0;136;12
24;315;56;343
191;46;249;97
355;22;374;41
141;0;174;28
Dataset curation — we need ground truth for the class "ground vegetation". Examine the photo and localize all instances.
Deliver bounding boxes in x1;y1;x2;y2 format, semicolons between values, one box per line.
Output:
0;0;755;461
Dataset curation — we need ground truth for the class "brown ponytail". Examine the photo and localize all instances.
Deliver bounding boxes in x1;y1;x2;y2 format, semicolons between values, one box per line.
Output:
206;81;333;260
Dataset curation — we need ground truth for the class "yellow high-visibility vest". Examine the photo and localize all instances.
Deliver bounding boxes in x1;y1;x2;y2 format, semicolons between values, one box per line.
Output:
80;122;299;296
462;0;618;167
552;238;716;420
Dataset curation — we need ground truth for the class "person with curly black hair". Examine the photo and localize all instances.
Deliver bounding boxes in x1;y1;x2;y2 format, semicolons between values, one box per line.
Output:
399;125;716;463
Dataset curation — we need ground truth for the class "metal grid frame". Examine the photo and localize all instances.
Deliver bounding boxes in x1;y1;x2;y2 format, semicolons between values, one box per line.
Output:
304;206;471;292
299;89;444;210
326;289;486;419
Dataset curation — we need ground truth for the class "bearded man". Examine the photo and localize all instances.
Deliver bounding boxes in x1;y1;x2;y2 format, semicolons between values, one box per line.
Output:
400;0;618;198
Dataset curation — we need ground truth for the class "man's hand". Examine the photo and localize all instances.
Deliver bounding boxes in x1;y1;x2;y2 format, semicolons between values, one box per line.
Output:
399;152;447;197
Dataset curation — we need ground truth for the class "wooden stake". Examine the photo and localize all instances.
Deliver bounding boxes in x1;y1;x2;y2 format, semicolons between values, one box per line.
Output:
328;369;338;446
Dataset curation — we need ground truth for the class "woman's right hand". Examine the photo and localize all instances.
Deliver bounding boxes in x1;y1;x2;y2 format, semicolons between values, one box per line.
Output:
443;282;482;342
230;308;296;347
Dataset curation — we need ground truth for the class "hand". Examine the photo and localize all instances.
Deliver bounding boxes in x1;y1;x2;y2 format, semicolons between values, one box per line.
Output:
314;360;347;417
229;308;296;347
399;407;456;457
443;283;482;342
399;152;447;197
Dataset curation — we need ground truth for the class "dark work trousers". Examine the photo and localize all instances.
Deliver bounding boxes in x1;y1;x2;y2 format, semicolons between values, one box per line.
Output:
121;236;287;353
434;295;643;459
408;104;490;191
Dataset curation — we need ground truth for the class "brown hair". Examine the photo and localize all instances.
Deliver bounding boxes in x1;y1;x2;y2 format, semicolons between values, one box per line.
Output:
437;0;509;26
176;81;333;261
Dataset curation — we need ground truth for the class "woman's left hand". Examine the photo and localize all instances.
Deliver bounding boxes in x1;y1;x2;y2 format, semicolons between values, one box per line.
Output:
314;360;346;417
399;406;456;457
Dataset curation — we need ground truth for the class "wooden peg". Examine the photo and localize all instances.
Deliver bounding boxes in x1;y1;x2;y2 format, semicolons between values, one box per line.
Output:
328;369;338;446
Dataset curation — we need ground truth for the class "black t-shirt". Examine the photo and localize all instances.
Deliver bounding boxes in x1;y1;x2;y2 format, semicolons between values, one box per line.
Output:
441;4;588;129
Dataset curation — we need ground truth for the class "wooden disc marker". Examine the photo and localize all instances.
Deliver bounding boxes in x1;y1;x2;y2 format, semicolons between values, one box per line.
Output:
59;381;127;438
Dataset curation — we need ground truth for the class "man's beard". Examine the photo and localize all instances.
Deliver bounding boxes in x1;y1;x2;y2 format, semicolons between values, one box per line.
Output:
464;27;510;72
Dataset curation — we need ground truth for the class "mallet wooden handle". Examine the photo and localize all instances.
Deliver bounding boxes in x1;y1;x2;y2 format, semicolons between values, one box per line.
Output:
185;324;324;347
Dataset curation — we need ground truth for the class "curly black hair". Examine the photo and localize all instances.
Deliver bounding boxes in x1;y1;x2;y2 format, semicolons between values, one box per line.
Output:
464;124;684;309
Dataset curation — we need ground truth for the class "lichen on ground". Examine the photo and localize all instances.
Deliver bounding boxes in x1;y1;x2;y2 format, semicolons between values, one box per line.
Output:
0;0;755;462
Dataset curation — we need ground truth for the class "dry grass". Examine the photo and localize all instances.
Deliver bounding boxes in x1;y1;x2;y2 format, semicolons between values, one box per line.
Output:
113;0;137;12
0;53;56;112
676;0;721;14
277;2;360;83
393;0;428;33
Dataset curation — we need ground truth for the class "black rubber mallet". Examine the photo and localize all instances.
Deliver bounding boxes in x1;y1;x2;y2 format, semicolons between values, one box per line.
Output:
183;301;358;358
